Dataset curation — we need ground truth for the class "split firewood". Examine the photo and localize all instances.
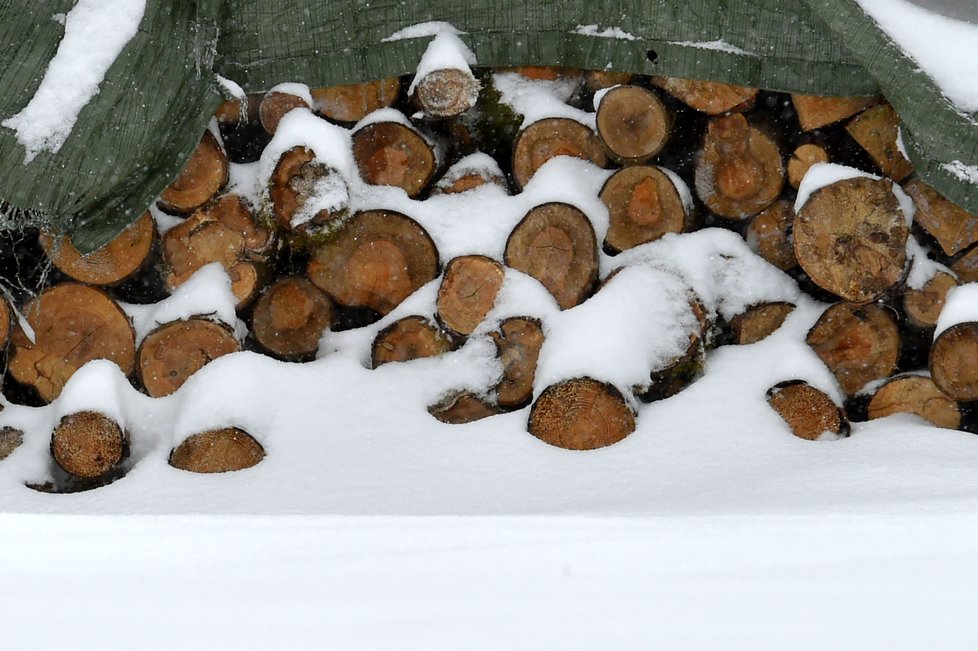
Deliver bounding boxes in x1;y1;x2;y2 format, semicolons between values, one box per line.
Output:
307;210;439;315
694;113;784;219
904;179;978;256
428;390;502;424
137;318;240;397
595;85;669;164
745;200;797;271
371;315;454;367
269;145;350;240
867;374;962;430
169;427;265;474
0;427;23;463
40;212;156;286
51;411;128;479
806;302;900;396
600;165;687;253
584;70;633;92
791;94;877;131
311;77;401;123
414;68;481;119
8;284;136;403
158;131;229;215
511;117;609;189
251;277;334;361
902;270;956;331
766;380;849;440
845;103;914;182
490;316;545;409
650;76;757;115
931;323;978;402
436;255;505;336
504;202;598;309
528;377;635;450
787;143;829;190
793;176;908;302
951;246;978;283
162;193;274;308
259;85;312;135
351;116;437;197
431;153;507;195
728;301;796;345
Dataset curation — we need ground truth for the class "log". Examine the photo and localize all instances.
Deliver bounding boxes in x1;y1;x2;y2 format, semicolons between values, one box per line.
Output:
527;377;635;450
650;76;757;115
251;277;334;361
694;113;784;220
641;339;705;403
137;318;240;398
436;255;505;336
902;270;956;331
790;94;877;131
867;374;962;429
0;295;10;351
787;143;829;190
511;117;609;189
169;427;265;474
428;390;502;424
158;131;229;215
269;145;350;239
904;179;978;256
729;301;795;345
371;315;454;367
51;411;128;479
595;85;669;164
845;103;914;182
930;322;978;402
431;153;507;195
745;200;797;271
805;302;900;396
351;119;437;197
0;426;23;463
951;246;978;283
311;77;401;123
307;210;439;315
40;211;156;286
259;90;311;135
766;380;849;440
504;202;598;309
600;165;687;253
490;316;545;409
508;66;574;81
793;176;908;302
8;284;136;403
414;68;481;119
584;70;633;92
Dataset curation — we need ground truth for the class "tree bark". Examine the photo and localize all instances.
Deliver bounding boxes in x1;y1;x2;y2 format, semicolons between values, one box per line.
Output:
371;315;455;367
51;411;128;479
511;117;608;189
595;85;669;164
137;318;240;397
600;165;687;253
436;255;505;336
169;427;265;474
766;380;849;440
352;119;436;197
650;76;757;115
528;377;635;450
251;277;334;361
158;131;228;215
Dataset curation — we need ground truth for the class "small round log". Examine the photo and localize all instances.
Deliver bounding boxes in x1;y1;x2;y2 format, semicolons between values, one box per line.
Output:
428;391;502;424
436;255;505;336
600;165;686;253
867;374;962;429
790;94;877;131
51;411;127;479
490;317;545;409
930;322;978;402
528;378;635;450
311;78;401;123
845;103;914;182
767;380;849;440
904;179;978;256
903;271;956;331
169;427;264;474
511;117;609;189
269;146;350;239
352;120;436;197
259;91;311;135
0;427;23;463
137;318;240;398
729;302;796;345
40;212;156;286
158;131;229;215
650;76;757;115
787;143;829;190
251;277;334;361
595;85;669;164
371;316;454;367
414;68;481;118
746;200;797;271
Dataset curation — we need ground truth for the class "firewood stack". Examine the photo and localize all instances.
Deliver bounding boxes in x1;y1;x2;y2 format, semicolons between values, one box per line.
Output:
3;61;978;490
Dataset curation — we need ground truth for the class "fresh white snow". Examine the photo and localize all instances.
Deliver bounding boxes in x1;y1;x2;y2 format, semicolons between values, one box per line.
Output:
407;29;477;96
572;25;638;41
942;160;978;185
794;163;879;213
935;282;978;338
666;39;756;57
493;72;592;129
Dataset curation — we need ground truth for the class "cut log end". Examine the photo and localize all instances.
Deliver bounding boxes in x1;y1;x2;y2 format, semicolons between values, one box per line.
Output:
930;322;978;402
904;179;978;256
528;378;635;450
51;411;127;479
259;91;310;135
352;121;436;197
791;94;877;131
311;77;401;123
595;85;669;163
371;316;455;368
490;317;545;409
787;144;829;190
729;302;796;345
252;277;334;361
428;391;501;424
650;76;757;115
511;117;609;189
868;374;962;430
746;200;797;271
767;381;849;441
138;319;240;397
845;103;914;182
436;255;505;336
158;131;229;214
269;146;350;238
903;271;956;331
415;68;481;118
601;165;686;253
40;212;156;286
169;428;265;474
584;70;633;92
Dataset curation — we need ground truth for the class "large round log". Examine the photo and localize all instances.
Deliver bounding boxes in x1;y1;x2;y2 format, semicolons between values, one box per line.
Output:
600;166;687;253
528;378;635;450
40;212;156;286
158;131;228;215
595;85;669;164
137;318;240;397
867;374;962;429
352;120;436;197
767;380;849;440
436;255;505;336
269;145;350;239
251;277;334;361
169;427;264;474
511;117;608;189
51;411;128;479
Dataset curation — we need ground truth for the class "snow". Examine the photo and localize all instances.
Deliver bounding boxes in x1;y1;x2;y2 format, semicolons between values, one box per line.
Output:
407;30;477;96
935;282;978;338
905;234;950;291
794;163;879;213
1;0;146;162
942;160;978;185
434;152;503;190
493;72;591;129
659;166;694;214
667;39;756;57
267;82;313;106
382;21;466;42
572;25;638;41
214;74;246;101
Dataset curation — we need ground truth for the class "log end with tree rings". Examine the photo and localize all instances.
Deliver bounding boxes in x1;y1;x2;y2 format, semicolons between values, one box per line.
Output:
867;374;962;430
766;380;849;441
729;302;796;345
806;302;900;396
595;85;669;164
414;68;481;118
902;271;956;331
504;202;598;310
0;427;24;463
259;91;310;135
436;255;505;336
351;121;436;197
311;77;401;124
600;165;686;253
490;317;545;410
371;315;455;368
428;390;502;424
649;76;758;115
694;113;784;220
528;378;635;450
511;117;609;189
158;131;229;215
51;411;128;479
746;200;797;271
307;210;439;315
793;176;908;303
845;103;914;182
40;212;156;286
269;146;350;240
169;428;265;474
904;179;978;256
8;284;136;403
790;93;878;131
251;277;334;361
930;322;978;402
787;143;829;190
137;319;241;398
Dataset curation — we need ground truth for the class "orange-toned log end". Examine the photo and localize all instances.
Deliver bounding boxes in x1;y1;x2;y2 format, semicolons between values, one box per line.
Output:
269;146;349;236
51;411;128;479
436;255;505;336
252;277;333;361
158;131;229;215
528;378;636;450
930;322;978;402
352;121;436;197
791;94;878;131
0;296;10;351
415;68;481;118
845;103;914;182
868;374;962;430
595;85;669;164
510;66;572;81
169;428;265;474
695;113;783;220
511;117;609;189
793;177;908;302
307;210;439;315
787;144;829;190
767;381;849;441
491;317;545;410
650;76;757;115
903;271;957;331
951;246;978;284
259;91;310;135
433;169;507;195
371;316;454;368
746;200;797;271
729;302;796;345
584;70;633;92
428;391;502;424
311;77;401;123
806;302;900;396
8;284;136;403
137;319;240;398
0;427;24;463
40;212;156;286
601;166;686;253
904;179;978;256
505;202;598;310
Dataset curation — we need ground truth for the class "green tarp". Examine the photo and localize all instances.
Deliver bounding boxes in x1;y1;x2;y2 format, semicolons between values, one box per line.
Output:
1;0;976;252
